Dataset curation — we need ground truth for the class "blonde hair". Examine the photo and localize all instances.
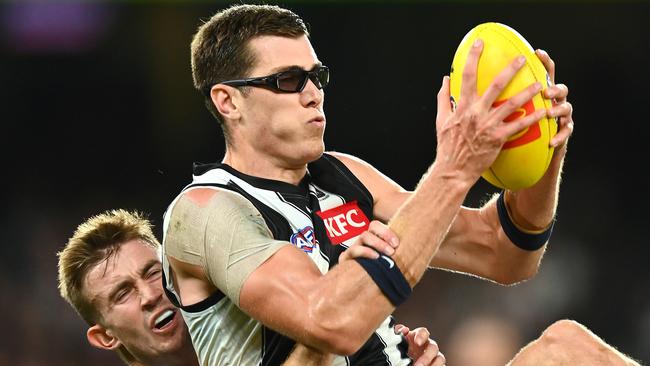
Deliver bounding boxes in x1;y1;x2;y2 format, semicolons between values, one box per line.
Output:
58;209;160;365
58;209;159;324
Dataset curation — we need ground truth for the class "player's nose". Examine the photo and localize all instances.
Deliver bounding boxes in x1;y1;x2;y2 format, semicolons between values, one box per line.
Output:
139;282;162;309
300;77;324;108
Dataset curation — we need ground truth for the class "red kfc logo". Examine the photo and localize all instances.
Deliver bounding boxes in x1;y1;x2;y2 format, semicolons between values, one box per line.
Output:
315;201;370;244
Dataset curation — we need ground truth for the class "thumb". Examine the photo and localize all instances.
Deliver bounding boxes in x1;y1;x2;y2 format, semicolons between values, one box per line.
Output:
436;75;452;127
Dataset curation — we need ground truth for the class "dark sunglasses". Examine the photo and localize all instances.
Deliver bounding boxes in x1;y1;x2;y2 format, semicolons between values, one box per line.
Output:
204;65;330;96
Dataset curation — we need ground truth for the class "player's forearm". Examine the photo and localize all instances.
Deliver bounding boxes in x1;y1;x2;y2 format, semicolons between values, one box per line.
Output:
283;344;333;366
303;163;474;342
298;258;395;354
472;145;566;284
389;161;473;286
507;144;566;230
464;146;566;283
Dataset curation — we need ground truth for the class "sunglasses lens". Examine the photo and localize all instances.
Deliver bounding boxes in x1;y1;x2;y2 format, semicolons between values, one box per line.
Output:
277;70;307;92
275;66;329;92
315;67;329;88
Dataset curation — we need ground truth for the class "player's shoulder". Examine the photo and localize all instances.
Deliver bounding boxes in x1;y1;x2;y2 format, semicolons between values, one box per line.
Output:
172;187;258;220
325;151;374;170
325;150;382;178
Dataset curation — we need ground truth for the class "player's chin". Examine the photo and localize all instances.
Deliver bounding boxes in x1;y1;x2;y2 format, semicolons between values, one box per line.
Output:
293;136;324;158
151;325;187;352
305;141;325;162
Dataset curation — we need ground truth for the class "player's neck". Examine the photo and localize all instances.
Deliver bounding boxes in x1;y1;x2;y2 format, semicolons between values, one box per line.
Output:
223;147;308;186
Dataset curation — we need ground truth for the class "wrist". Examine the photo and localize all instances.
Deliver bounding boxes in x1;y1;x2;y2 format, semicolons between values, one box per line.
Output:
355;251;412;306
546;138;568;171
497;192;554;251
504;190;556;231
425;161;476;193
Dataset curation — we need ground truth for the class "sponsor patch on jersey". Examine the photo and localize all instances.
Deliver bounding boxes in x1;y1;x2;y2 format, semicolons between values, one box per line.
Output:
290;226;318;253
315;201;370;244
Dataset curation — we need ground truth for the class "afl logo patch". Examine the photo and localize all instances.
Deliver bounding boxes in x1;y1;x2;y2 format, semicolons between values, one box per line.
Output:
290;226;318;253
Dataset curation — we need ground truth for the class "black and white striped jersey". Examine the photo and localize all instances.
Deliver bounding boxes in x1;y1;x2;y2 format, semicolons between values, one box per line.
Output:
163;153;410;365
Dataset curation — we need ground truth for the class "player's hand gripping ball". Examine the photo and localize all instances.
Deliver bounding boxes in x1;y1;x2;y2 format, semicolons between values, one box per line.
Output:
450;22;557;190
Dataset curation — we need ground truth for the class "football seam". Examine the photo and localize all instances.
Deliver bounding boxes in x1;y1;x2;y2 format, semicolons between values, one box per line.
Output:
488;166;507;189
489;23;542;92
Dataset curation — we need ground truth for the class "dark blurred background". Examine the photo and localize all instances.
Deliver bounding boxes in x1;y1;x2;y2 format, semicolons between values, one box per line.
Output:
2;1;648;365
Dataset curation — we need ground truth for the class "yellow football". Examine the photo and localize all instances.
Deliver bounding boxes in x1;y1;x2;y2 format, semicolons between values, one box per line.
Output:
449;22;557;191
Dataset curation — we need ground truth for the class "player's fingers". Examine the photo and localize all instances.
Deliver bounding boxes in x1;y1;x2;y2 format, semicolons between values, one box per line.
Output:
536;49;556;83
413;340;440;366
432;351;446;366
339;244;380;262
340;221;398;261
459;39;483;103
358;230;395;256
480;55;527;107
544;83;568;102
368;220;399;248
550;115;574;147
413;327;431;347
548;101;572;121
394;324;410;335
499;108;547;141
491;81;542;122
547;100;573;147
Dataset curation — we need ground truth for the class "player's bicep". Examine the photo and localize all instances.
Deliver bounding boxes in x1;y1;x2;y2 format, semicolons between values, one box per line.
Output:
238;244;327;338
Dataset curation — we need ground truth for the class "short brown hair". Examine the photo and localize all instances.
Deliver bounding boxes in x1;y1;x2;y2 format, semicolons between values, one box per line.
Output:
57;209;159;325
190;4;309;142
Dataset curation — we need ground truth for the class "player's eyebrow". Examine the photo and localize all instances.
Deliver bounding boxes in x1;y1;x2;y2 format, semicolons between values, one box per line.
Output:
138;259;161;278
106;259;160;304
107;279;131;304
269;61;323;74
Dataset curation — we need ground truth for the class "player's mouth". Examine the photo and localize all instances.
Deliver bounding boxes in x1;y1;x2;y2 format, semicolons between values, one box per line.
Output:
150;308;179;334
308;116;325;127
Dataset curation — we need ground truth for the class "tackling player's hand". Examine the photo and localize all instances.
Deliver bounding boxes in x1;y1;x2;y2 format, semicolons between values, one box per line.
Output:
338;220;399;262
395;324;446;366
535;49;574;149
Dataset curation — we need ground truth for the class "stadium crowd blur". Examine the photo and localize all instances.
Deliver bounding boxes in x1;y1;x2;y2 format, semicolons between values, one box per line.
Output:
2;1;648;365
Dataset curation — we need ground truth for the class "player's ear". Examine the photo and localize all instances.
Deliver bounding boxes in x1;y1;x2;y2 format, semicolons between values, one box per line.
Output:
87;324;122;351
210;84;242;121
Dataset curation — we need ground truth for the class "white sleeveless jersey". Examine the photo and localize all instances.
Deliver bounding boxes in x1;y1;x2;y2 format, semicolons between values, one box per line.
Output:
162;154;411;365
